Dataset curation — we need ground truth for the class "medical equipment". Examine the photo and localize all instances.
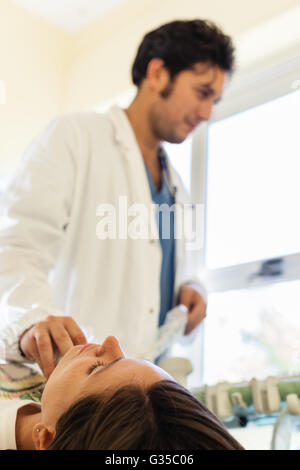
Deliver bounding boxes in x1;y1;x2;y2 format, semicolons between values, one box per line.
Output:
137;304;188;363
271;394;300;450
192;375;300;423
158;356;193;387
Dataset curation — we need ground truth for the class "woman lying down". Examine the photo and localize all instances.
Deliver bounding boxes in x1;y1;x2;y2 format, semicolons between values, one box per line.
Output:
0;336;244;450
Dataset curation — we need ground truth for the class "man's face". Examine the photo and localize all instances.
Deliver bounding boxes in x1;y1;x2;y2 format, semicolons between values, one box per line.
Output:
149;63;228;144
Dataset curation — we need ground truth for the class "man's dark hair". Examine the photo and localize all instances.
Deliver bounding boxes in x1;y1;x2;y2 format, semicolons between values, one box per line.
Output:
131;19;235;87
47;380;243;450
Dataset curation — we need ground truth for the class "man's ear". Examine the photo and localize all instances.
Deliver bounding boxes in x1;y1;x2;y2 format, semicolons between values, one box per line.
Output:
146;58;170;92
32;423;55;450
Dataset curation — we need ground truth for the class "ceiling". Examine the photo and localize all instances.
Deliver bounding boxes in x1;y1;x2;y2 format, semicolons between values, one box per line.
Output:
12;0;127;33
11;0;300;46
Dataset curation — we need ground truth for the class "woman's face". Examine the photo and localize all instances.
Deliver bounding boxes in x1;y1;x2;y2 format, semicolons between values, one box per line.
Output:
41;336;172;427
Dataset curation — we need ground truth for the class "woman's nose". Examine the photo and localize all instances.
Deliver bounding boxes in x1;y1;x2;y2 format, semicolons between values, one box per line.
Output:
96;335;125;358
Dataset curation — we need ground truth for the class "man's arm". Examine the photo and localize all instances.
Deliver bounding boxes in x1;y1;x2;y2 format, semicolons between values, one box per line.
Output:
0;116;87;376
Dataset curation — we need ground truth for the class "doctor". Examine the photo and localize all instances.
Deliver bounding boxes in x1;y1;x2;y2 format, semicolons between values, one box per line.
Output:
0;19;235;378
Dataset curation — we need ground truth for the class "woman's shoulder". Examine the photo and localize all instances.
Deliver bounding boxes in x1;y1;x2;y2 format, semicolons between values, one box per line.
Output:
0;398;40;450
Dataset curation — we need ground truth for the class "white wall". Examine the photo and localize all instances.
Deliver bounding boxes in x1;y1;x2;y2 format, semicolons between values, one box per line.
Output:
1;0;299;171
0;0;72;172
64;0;300;112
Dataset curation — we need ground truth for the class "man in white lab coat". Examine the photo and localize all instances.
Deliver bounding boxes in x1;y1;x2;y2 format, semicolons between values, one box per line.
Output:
0;19;235;377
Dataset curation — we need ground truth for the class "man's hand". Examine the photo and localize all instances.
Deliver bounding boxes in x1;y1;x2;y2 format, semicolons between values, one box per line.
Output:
178;283;207;335
19;315;87;379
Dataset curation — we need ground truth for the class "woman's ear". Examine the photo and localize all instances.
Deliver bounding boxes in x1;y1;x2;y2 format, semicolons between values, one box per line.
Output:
32;423;55;450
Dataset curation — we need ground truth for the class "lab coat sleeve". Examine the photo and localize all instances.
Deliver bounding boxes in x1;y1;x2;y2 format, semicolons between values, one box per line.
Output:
0;116;77;362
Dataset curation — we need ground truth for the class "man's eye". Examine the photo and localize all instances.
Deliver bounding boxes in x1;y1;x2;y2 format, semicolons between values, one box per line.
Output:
87;360;104;375
197;90;209;98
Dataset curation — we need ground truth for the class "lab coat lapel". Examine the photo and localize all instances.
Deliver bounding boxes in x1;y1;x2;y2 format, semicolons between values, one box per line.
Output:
107;105;159;241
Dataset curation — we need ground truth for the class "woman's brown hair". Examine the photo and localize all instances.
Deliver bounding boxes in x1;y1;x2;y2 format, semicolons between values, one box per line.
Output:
47;380;243;450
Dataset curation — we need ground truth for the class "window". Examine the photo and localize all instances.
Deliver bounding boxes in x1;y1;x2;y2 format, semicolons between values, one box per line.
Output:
204;279;300;385
163;137;192;193
206;89;300;270
188;51;300;388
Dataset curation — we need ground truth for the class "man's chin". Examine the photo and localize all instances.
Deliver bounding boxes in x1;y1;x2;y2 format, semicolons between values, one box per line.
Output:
165;133;187;144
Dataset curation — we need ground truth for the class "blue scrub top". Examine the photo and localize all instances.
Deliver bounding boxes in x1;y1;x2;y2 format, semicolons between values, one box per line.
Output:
144;162;176;327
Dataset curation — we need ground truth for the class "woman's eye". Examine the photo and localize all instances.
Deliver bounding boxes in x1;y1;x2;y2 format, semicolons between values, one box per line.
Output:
87;360;104;375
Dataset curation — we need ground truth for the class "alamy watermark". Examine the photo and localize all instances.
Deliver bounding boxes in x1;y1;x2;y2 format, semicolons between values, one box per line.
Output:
0;80;6;104
96;196;204;251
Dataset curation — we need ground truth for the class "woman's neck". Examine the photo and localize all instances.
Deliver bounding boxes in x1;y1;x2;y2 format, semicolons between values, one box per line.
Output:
15;403;42;450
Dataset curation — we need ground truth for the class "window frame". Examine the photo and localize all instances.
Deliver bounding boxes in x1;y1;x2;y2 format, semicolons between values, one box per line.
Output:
191;45;300;294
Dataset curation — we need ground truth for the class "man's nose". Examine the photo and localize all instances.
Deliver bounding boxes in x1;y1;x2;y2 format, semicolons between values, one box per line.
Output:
196;101;214;122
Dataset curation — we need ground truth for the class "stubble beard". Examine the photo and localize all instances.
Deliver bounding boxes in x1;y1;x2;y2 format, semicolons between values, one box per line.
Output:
148;84;186;145
149;106;186;144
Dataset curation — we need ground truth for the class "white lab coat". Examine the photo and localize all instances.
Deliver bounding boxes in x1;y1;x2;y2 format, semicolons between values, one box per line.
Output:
0;105;206;362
